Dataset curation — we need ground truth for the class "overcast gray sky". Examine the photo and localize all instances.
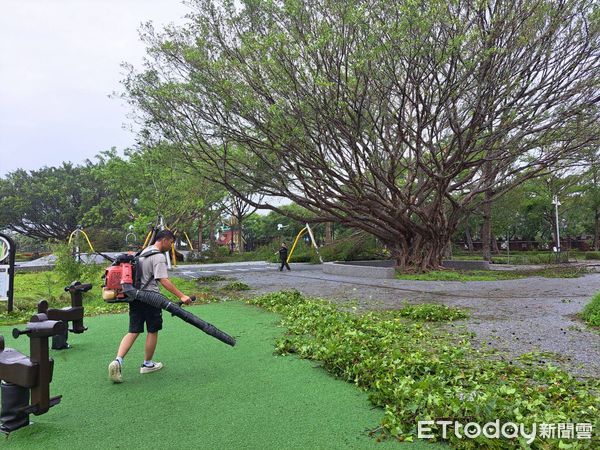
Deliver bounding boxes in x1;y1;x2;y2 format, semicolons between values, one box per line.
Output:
0;0;190;177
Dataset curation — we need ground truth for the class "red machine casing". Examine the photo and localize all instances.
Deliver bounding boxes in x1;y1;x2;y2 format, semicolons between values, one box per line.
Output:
103;263;133;299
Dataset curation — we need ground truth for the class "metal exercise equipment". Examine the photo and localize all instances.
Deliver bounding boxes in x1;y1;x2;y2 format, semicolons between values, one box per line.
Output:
0;312;66;433
37;281;91;350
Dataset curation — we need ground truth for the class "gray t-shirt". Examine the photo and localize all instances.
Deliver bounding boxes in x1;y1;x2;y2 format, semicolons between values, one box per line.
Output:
138;246;169;293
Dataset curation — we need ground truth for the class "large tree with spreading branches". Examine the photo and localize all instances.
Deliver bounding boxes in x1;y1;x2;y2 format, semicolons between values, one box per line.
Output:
122;0;600;270
0;163;110;240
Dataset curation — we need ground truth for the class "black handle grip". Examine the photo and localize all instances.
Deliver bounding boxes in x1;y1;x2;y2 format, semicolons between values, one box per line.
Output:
12;328;30;339
64;281;94;293
177;295;196;306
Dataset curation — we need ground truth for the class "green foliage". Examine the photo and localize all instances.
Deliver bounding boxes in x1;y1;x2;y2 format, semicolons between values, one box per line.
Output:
122;0;600;270
222;281;251;291
395;303;469;322
312;231;384;262
452;250;572;266
584;252;600;260
83;227;127;251
196;275;228;283
201;246;273;263
0;270;126;326
91;146;224;238
52;243;105;287
396;267;586;281
581;292;600;327
286;243;315;263
397;270;513;281
0;162;112;240
244;204;313;243
0;271;204;326
526;266;588;278
247;291;599;448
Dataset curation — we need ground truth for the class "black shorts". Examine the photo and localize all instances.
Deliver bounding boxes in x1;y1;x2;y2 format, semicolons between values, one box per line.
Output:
128;300;163;333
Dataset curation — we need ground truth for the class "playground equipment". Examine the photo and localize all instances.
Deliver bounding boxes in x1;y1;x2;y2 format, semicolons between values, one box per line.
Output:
0;311;66;433
102;254;236;347
67;226;95;263
182;231;195;251
67;215;193;266
125;231;138;250
288;223;323;263
140;217;179;267
37;281;91;350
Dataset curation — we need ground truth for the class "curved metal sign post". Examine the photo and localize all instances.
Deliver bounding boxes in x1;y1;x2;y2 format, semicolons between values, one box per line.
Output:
0;233;16;312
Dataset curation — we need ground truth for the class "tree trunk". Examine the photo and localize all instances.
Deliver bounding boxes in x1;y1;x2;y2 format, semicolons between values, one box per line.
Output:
324;222;333;245
491;233;500;255
390;233;447;272
465;227;474;252
197;218;204;252
237;216;244;253
443;241;453;259
481;191;493;261
595;208;600;251
209;221;216;248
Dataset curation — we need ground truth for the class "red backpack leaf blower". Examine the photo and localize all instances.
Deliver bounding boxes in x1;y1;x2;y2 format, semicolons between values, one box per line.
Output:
102;252;236;347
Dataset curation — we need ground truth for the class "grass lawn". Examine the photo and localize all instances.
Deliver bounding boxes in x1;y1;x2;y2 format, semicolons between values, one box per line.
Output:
395;266;587;281
0;302;439;449
0;270;216;326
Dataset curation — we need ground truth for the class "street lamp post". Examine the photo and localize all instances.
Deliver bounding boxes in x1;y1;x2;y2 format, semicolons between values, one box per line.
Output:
552;195;561;259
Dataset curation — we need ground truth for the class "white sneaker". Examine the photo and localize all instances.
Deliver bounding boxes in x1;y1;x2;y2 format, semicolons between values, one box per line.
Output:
140;361;163;374
108;360;122;383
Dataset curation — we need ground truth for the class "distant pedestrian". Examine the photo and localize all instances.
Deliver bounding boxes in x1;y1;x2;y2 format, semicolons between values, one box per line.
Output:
276;242;291;271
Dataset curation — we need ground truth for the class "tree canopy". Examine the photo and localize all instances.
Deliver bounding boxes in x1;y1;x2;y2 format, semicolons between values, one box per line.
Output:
122;0;600;269
0;163;109;240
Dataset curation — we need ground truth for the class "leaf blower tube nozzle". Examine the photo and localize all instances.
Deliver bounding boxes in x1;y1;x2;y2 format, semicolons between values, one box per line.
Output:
121;285;236;347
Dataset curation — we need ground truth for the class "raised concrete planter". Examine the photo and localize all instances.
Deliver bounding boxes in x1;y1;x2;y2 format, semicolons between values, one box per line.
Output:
323;260;396;279
323;259;490;279
442;260;490;270
15;265;53;273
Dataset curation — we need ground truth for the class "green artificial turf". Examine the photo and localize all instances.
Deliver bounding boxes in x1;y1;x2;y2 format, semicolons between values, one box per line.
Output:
0;302;441;449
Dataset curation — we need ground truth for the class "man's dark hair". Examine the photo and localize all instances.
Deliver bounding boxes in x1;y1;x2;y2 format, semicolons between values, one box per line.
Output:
155;229;175;241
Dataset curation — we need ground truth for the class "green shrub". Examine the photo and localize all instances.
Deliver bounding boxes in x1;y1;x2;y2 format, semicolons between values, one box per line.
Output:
201;246;275;263
581;292;600;327
86;227;127;251
311;232;384;263
52;243;104;286
584;252;600;260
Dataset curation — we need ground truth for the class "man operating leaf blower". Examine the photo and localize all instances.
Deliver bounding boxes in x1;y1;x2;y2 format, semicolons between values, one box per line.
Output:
106;230;235;384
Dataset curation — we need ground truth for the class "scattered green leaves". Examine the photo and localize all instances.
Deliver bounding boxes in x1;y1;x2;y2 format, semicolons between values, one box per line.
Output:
196;275;228;283
581;292;600;328
247;291;599;448
395;303;469;322
223;281;251;291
